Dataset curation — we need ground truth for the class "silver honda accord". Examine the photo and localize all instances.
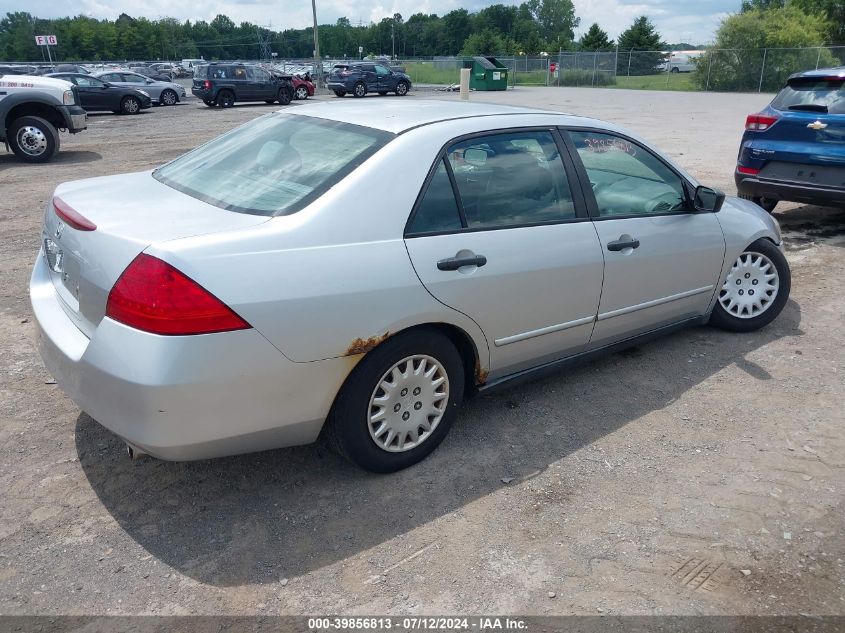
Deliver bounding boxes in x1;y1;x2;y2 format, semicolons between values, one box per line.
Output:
30;101;790;472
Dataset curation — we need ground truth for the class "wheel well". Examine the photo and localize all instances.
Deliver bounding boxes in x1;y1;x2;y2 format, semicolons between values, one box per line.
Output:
6;104;64;133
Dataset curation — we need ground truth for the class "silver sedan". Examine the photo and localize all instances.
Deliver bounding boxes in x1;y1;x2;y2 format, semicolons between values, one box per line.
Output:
93;70;186;105
30;102;790;472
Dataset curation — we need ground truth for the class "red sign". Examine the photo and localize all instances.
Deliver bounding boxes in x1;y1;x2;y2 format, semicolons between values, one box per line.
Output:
549;63;557;73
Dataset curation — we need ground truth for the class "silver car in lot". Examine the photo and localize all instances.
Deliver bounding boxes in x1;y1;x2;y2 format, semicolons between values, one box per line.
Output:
93;70;186;105
30;102;790;472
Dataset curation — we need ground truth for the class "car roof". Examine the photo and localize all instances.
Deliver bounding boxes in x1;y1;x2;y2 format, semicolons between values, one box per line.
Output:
789;66;845;80
288;100;584;134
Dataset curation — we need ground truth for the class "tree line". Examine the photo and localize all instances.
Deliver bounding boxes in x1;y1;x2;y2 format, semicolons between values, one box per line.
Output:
1;1;669;63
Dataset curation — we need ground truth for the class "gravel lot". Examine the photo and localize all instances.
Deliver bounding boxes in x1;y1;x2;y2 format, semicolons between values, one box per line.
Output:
1;87;844;616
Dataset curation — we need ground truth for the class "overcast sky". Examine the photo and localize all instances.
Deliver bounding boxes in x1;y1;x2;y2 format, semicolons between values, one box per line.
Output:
5;0;740;44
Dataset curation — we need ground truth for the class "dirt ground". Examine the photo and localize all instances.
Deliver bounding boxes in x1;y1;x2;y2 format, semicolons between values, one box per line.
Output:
1;86;844;616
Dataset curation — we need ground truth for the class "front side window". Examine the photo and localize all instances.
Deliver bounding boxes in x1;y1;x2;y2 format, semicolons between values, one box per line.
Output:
446;130;575;229
249;67;270;82
154;113;393;216
233;66;248;81
568;131;687;217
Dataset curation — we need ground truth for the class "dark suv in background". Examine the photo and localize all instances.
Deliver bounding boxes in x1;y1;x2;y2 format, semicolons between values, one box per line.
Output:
192;63;294;107
736;67;845;212
327;62;411;98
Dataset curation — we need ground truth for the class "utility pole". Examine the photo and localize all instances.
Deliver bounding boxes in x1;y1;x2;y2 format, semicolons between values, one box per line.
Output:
391;19;395;60
311;0;321;79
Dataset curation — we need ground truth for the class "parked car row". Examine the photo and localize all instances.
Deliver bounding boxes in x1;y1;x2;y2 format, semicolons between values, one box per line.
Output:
45;70;185;114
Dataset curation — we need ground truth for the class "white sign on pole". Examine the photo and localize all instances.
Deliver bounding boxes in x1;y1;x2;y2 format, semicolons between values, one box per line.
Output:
358;46;363;53
35;35;58;46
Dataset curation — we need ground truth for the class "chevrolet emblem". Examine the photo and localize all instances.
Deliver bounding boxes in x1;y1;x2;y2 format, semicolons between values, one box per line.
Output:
807;120;828;130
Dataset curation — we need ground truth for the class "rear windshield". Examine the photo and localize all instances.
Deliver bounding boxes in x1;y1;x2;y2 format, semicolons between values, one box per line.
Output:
153;113;393;216
772;77;845;114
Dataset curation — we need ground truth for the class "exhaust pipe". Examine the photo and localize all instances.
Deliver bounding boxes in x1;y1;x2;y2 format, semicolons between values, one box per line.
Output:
126;443;149;460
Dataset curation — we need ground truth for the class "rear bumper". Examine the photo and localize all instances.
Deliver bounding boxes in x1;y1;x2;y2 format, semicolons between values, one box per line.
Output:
326;81;350;91
30;253;354;461
191;88;212;100
736;171;845;206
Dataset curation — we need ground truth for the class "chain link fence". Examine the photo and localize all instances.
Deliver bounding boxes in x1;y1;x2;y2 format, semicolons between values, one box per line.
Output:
399;46;845;92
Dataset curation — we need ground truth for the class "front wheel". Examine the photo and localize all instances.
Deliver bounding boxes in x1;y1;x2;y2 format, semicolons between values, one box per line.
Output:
160;89;178;106
277;88;293;105
7;116;59;163
395;81;409;96
295;86;309;100
325;329;464;472
353;82;366;98
710;239;790;333
121;95;141;114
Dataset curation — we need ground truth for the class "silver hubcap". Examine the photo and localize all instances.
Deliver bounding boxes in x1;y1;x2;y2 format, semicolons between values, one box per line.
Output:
368;355;449;453
356;85;364;96
163;91;175;104
16;126;47;156
296;87;307;98
398;84;407;94
719;251;779;319
125;99;138;113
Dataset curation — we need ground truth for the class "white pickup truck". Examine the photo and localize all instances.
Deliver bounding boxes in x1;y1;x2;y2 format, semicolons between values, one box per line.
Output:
0;74;88;163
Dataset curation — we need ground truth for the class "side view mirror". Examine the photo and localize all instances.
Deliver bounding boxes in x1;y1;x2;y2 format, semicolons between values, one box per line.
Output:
693;185;725;213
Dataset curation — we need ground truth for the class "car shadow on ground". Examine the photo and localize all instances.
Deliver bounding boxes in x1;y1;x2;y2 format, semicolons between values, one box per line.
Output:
0;150;102;165
76;298;803;588
777;203;845;248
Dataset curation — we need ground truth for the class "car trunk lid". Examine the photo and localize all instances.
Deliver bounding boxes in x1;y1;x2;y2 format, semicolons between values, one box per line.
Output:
41;171;269;339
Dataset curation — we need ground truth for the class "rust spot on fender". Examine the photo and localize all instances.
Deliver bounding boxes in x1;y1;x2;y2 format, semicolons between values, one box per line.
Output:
475;362;489;385
345;332;389;356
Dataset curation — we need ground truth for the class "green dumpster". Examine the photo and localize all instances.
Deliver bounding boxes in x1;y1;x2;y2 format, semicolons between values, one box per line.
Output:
462;56;508;90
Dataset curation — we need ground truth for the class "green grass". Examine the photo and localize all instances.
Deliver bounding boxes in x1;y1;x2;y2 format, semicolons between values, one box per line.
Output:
403;62;699;92
610;73;697;91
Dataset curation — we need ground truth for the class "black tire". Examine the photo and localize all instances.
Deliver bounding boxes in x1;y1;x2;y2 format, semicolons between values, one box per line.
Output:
353;82;366;98
277;87;293;105
739;194;778;213
120;95;141;115
295;86;309;100
325;328;465;473
217;90;235;108
7;116;59;163
709;238;791;333
395;81;409;96
160;89;178;106
333;90;346;97
670;67;680;73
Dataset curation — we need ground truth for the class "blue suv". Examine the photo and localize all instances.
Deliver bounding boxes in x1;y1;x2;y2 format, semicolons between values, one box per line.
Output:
327;62;411;98
735;67;845;213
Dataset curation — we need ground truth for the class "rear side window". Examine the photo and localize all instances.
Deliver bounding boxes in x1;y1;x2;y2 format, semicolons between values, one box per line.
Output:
153;113;394;216
207;66;231;79
408;159;462;234
193;65;209;79
772;78;845;114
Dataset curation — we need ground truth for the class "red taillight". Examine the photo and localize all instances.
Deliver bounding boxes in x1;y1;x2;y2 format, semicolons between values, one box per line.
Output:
105;254;250;336
745;113;778;131
737;165;761;175
203;80;211;89
53;197;96;231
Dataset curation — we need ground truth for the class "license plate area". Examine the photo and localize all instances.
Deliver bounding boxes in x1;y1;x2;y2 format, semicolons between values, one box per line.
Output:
760;161;845;188
44;237;81;313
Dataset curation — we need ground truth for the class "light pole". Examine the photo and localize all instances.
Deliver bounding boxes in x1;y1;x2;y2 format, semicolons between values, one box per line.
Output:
311;0;321;79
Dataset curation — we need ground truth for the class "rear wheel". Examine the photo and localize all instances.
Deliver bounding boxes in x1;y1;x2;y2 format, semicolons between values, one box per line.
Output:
353;82;366;98
710;238;790;333
739;194;778;213
217;90;235;108
325;329;464;472
160;89;178;106
395;81;409;96
8;116;59;163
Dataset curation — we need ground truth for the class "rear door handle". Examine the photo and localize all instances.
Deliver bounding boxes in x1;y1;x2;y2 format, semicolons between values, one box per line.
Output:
606;238;640;252
437;255;487;271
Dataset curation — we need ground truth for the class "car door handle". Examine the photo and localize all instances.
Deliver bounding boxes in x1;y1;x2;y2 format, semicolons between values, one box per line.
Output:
606;238;640;252
437;255;487;271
